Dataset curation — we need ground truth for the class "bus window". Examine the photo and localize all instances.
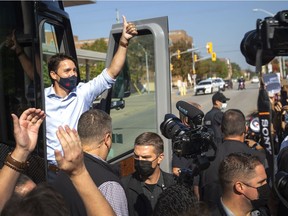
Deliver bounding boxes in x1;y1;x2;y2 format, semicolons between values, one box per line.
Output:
107;33;157;161
0;1;39;146
40;22;67;88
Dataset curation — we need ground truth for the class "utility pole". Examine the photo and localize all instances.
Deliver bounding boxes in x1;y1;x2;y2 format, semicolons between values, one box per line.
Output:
116;9;120;23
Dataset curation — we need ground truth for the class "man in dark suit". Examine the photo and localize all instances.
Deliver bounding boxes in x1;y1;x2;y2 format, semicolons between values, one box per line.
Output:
53;109;128;216
121;132;176;216
212;153;270;216
200;109;266;208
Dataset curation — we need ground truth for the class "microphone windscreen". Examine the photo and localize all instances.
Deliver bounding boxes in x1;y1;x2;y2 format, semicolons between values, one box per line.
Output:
176;101;204;120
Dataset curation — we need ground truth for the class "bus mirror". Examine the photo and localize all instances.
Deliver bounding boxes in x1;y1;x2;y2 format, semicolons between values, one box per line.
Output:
110;99;125;110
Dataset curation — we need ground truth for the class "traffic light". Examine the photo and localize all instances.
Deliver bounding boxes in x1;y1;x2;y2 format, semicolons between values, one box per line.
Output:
194;54;198;62
170;63;174;71
206;42;213;54
212;52;217;61
177;49;181;59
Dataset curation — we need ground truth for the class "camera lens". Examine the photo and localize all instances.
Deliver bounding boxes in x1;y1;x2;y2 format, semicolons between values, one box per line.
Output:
160;114;189;139
277;10;288;23
240;30;275;66
276;171;288;199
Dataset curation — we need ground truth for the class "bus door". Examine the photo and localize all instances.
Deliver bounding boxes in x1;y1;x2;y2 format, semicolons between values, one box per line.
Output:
0;1;77;183
98;17;172;175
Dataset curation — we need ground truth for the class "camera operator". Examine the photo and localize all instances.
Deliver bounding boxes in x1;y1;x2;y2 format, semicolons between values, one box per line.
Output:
241;9;288;216
275;87;288;215
172;101;202;200
200;109;266;208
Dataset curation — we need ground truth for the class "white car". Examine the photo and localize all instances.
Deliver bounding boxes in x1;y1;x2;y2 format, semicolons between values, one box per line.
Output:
194;79;216;95
251;76;260;83
212;78;225;91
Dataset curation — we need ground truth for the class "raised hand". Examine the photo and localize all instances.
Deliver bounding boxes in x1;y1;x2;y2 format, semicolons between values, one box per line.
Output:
55;125;85;177
12;108;45;159
121;15;138;42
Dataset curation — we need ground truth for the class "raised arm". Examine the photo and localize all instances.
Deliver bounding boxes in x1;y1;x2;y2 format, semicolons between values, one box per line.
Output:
0;108;45;211
55;125;116;216
106;15;138;79
6;30;35;80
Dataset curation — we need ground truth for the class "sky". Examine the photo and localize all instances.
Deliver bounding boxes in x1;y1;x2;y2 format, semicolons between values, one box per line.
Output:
65;1;287;70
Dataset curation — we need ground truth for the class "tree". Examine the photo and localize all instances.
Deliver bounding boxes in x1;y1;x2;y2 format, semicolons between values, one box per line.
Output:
170;39;192;82
231;62;242;78
79;39;108;81
195;59;228;79
81;38;107;52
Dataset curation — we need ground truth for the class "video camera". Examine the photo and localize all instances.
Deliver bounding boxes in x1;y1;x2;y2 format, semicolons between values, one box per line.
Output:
160;101;216;159
241;10;288;66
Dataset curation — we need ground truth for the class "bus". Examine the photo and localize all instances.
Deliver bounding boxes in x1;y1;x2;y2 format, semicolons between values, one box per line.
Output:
0;1;172;182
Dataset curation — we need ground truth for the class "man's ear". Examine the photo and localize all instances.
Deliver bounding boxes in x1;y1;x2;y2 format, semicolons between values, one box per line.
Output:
157;153;164;165
215;100;221;106
50;71;57;80
104;132;112;148
234;181;244;195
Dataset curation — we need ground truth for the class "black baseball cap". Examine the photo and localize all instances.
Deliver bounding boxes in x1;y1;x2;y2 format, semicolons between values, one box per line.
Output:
212;92;230;103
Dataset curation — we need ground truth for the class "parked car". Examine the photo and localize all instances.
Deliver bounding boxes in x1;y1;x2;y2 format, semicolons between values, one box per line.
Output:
212;78;225;91
224;79;233;89
194;79;216;95
251;76;260;83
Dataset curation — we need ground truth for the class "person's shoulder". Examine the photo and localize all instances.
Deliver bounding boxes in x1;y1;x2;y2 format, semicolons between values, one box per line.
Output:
121;174;133;186
161;170;176;184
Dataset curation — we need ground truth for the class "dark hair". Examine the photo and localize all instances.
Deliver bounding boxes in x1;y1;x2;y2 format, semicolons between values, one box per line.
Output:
48;53;77;84
2;183;69;216
16;173;33;187
14;173;36;197
153;184;210;216
77;109;112;144
221;109;246;137
218;153;262;190
134;132;164;155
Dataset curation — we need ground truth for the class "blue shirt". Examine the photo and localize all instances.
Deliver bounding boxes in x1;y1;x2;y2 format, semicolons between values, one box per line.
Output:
45;69;115;162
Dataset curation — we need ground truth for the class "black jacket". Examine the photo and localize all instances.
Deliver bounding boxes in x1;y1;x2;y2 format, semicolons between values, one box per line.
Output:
200;140;266;207
53;153;125;216
204;107;223;146
121;170;175;216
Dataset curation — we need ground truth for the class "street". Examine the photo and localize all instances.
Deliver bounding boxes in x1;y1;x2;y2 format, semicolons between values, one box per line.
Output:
108;81;260;161
171;81;259;117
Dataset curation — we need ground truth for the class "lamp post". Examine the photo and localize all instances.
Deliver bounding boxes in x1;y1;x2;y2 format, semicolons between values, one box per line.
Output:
138;43;150;93
253;8;285;77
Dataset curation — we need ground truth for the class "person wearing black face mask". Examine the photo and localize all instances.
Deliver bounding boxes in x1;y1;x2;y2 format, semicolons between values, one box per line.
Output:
212;152;271;216
121;132;176;216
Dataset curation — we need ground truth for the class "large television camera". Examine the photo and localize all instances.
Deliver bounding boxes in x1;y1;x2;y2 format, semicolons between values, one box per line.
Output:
241;9;288;210
241;10;288;66
160;101;216;159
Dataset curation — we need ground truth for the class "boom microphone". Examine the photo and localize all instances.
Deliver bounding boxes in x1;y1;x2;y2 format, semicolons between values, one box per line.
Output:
176;101;204;126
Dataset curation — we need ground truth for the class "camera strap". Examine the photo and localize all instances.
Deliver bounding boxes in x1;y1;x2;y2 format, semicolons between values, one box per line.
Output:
257;48;288;209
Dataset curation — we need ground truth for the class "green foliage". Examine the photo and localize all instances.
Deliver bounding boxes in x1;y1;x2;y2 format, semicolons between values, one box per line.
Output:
195;59;228;79
43;61;51;87
231;62;242;78
81;38;108;52
79;62;105;81
78;38;107;80
125;35;154;91
170;39;192;81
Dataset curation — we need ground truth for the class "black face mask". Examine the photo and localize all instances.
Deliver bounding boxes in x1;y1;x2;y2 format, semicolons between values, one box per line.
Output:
57;75;77;91
249;183;271;210
134;158;157;178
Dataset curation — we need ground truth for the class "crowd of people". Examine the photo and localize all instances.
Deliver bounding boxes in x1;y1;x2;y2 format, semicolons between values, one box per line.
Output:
1;13;288;216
